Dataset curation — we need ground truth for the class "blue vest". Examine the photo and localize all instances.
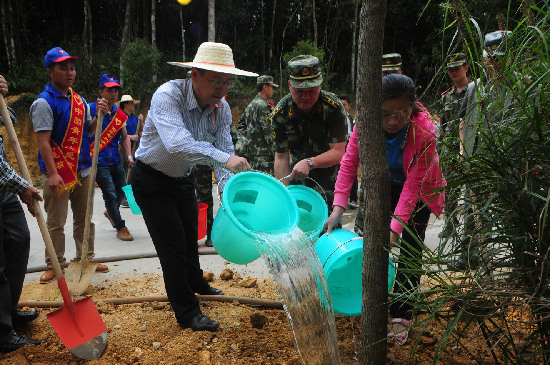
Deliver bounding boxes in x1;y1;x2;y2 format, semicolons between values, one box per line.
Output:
89;103;123;166
36;83;92;173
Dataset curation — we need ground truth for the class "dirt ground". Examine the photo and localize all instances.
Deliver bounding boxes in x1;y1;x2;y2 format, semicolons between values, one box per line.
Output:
0;270;506;365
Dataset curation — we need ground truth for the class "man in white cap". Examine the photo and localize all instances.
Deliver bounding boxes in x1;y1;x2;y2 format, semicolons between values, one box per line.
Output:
116;95;143;187
132;42;256;332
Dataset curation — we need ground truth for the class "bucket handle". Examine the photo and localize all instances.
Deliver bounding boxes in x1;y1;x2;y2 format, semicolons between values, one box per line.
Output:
215;170;276;212
279;175;328;204
321;236;363;268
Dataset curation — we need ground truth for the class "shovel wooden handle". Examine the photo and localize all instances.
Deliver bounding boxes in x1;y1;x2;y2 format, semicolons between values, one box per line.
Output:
79;109;104;273
0;95;64;280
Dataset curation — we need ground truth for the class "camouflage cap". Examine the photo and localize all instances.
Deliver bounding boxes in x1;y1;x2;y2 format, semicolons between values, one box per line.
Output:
257;75;279;88
446;53;467;68
484;30;512;57
287;55;323;88
382;53;402;71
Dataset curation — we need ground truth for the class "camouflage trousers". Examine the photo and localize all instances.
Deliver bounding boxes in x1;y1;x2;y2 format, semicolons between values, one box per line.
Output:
194;165;214;238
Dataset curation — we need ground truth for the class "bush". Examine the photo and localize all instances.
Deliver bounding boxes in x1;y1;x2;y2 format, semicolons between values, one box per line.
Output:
120;39;162;103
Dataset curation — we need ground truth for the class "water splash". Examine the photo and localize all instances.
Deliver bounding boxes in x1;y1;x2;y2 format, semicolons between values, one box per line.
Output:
256;228;340;365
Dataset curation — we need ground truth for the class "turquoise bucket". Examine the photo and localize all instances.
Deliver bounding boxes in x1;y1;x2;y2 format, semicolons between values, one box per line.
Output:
314;229;396;316
287;185;328;243
122;185;142;215
211;172;299;264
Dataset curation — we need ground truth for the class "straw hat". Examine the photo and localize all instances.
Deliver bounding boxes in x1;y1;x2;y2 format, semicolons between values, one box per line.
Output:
115;94;140;107
168;42;258;77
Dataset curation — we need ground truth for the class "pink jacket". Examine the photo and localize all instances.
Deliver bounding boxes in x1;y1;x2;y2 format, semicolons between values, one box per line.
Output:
333;107;446;236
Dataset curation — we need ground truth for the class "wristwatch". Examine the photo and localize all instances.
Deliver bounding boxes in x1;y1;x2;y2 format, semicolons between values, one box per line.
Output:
306;158;315;170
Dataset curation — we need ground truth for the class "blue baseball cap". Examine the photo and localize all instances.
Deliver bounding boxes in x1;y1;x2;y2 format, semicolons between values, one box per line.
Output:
44;47;79;69
99;74;121;88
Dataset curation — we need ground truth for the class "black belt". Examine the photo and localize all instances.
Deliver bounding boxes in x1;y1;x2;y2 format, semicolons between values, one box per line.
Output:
135;160;191;182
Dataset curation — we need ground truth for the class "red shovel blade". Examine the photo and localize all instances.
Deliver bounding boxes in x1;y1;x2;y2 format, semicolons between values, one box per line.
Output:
47;278;108;360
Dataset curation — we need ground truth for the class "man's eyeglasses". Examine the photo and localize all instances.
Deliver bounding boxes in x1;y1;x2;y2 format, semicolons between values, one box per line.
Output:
207;79;234;89
447;64;466;72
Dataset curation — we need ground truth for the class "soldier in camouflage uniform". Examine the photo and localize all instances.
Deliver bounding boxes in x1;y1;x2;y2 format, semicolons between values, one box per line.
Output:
235;75;278;175
271;55;347;212
382;53;403;77
439;53;469;238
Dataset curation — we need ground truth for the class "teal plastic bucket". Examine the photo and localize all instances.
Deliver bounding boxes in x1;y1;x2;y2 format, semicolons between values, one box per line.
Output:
314;229;396;316
122;185;142;215
287;185;328;243
211;172;299;264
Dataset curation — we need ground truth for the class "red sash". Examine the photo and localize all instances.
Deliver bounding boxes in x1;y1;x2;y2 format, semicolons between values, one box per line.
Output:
90;108;128;156
50;88;85;195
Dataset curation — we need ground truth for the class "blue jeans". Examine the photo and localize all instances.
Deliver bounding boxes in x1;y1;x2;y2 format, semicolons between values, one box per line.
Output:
96;163;126;230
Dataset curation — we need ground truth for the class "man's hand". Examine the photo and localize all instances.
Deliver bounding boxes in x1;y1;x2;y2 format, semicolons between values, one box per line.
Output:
289;158;311;180
323;205;345;235
48;173;66;196
127;155;134;168
129;134;139;142
0;75;7;96
138;114;144;123
225;155;250;173
19;185;43;217
97;98;109;115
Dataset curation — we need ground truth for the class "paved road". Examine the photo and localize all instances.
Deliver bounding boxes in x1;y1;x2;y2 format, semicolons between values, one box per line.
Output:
23;184;445;285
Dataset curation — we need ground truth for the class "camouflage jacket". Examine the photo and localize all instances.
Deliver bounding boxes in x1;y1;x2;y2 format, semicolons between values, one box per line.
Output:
235;94;274;173
440;84;467;139
269;90;347;195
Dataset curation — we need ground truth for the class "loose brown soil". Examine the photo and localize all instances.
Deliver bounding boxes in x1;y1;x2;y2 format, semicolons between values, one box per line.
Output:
1;272;506;365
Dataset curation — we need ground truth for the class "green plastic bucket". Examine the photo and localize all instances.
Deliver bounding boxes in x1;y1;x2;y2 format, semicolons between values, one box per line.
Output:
314;228;396;316
122;185;142;215
211;172;299;264
287;185;328;243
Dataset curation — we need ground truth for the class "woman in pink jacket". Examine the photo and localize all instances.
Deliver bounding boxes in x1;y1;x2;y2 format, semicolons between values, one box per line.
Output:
324;74;446;345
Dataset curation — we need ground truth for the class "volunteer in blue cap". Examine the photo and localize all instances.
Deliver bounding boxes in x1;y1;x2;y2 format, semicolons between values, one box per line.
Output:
88;74;134;241
30;47;109;283
0;75;42;353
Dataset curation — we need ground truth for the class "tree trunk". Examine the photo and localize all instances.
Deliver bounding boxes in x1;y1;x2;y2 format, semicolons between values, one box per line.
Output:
3;0;17;71
82;0;93;78
1;1;13;72
268;0;277;71
143;0;151;42
260;0;265;71
120;0;132;87
180;6;186;62
356;0;389;364
151;0;157;83
312;0;318;48
351;0;359;94
208;0;215;42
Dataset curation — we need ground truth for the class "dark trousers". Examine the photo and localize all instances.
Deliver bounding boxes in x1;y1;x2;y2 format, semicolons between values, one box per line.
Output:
131;161;210;322
0;191;30;339
389;184;431;320
96;162;127;231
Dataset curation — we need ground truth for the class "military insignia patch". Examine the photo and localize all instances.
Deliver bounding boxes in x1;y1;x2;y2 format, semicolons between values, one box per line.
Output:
302;68;310;76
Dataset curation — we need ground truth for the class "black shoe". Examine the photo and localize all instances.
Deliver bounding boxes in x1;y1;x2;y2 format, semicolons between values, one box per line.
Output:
12;311;39;326
197;286;224;296
179;314;219;332
204;238;213;247
0;333;41;353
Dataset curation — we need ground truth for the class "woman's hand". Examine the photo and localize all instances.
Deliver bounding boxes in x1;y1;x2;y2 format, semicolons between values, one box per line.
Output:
323;205;345;235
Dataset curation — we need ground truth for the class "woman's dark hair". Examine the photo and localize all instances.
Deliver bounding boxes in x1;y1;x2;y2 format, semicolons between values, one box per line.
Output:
382;74;419;115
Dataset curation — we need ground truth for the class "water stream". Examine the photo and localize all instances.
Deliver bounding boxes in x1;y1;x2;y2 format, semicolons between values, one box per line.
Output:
255;228;340;365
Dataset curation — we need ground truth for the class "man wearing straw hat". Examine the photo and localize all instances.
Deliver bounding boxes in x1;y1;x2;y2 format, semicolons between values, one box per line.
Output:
132;42;256;332
271;55;347;212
